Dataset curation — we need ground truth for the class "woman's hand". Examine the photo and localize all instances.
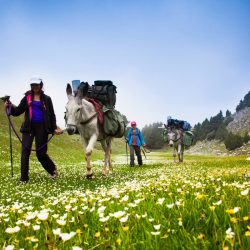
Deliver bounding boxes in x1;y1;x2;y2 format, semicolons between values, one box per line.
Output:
54;128;63;135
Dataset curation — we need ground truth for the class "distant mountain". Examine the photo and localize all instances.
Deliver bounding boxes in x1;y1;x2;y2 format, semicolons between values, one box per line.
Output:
227;107;250;135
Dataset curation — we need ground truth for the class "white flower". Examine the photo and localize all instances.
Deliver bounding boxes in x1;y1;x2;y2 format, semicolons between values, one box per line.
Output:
37;212;49;221
5;226;20;234
166;203;174;209
213;200;222;206
56;219;66;226
97;206;106;214
156;198;165;205
33;225;40;231
120;215;129;223
233;207;240;213
241;189;249;196
59;232;76;241
226;227;235;239
4;245;14;250
53;228;61;235
151;231;160;235
72;247;82;250
121;195;129;202
112;211;125;219
99;216;110;222
153;224;161;230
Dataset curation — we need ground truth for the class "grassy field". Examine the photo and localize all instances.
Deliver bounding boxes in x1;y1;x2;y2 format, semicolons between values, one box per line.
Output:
1;101;250;249
0;149;250;249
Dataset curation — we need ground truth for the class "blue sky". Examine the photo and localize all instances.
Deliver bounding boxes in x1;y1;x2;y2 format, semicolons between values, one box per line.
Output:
0;0;249;128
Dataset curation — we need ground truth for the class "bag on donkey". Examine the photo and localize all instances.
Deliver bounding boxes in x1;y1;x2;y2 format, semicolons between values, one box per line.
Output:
88;80;117;108
183;131;194;147
102;106;126;138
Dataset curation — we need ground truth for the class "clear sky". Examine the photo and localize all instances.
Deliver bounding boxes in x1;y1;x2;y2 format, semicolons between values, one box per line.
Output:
1;0;249;129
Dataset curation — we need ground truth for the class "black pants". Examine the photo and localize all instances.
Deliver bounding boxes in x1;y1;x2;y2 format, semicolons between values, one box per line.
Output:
20;122;56;181
129;145;142;166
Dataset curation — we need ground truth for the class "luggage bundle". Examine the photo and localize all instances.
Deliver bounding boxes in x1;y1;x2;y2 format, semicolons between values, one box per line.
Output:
72;80;126;138
167;117;191;131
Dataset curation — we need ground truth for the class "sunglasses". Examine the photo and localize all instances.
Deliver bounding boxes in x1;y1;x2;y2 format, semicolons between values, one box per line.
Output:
30;84;40;87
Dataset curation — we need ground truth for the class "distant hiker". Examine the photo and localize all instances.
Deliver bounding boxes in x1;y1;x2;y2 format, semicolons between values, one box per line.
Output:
126;121;146;167
4;77;61;184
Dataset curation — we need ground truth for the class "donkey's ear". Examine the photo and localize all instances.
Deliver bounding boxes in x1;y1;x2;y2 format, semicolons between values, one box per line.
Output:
66;83;72;97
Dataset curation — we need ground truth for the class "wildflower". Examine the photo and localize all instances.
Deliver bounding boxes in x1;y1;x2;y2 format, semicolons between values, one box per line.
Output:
57;219;66;226
72;247;82;250
5;226;20;234
4;245;14;250
230;217;237;223
53;228;61;235
122;225;129;231
121;195;129;202
197;234;205;239
120;215;129;223
226;207;240;214
213;200;222;206
210;206;215;211
76;229;82;235
37;212;49;221
196;193;205;200
151;231;160;235
100;216;110;222
243;216;249;221
33;225;40;231
157;198;165;205
166;203;174;209
116;238;122;245
97;206;106;214
153;224;161;230
112;211;125;219
241;189;249;196
84;224;88;228
245;231;250;237
95;231;101;238
59;232;76;241
225;228;235;239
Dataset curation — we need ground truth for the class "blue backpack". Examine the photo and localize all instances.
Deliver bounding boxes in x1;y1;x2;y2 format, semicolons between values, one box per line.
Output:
182;121;191;131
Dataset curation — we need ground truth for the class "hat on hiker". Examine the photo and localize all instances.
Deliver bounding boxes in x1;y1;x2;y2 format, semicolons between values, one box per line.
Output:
29;77;43;85
131;121;136;126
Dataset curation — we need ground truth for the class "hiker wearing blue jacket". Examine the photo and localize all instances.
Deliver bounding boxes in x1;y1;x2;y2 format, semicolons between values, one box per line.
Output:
126;121;146;167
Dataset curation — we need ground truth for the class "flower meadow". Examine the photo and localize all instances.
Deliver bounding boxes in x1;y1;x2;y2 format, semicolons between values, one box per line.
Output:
0;153;250;249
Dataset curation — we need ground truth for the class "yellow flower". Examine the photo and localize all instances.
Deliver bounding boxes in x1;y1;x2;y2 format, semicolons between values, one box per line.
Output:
95;232;100;238
76;229;82;235
243;216;249;221
116;238;122;245
230;217;237;223
209;206;215;211
84;224;88;228
196;194;205;200
245;231;250;237
197;234;205;239
122;226;129;231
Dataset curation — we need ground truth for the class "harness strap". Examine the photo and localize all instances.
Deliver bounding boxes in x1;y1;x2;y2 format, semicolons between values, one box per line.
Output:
27;94;32;121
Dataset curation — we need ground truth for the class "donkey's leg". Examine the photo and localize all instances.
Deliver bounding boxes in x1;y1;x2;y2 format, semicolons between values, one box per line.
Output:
100;139;109;176
107;138;113;174
173;147;177;163
85;134;97;177
177;144;183;162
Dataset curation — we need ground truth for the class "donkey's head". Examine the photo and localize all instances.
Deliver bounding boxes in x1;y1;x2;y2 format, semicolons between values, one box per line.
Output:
167;127;183;147
65;83;83;135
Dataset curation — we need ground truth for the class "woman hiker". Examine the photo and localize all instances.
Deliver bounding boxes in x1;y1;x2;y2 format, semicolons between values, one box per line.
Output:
126;121;146;167
4;77;62;184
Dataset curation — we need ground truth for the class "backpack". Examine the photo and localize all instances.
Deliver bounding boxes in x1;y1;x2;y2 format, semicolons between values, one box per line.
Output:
102;106;126;138
183;131;194;147
182;121;191;131
88;80;117;108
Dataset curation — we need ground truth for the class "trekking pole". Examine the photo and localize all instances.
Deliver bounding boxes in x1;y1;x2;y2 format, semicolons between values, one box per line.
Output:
1;96;13;177
125;138;128;165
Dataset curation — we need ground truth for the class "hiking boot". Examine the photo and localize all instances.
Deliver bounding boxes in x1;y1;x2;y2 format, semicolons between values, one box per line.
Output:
50;168;58;180
17;180;28;185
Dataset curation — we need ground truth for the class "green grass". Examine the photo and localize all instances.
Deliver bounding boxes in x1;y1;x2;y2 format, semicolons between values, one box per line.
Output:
1;101;250;249
0;152;250;249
